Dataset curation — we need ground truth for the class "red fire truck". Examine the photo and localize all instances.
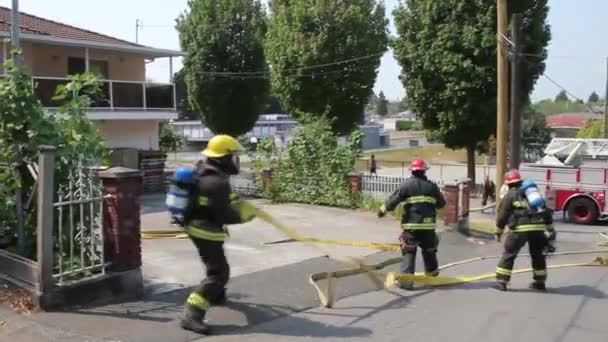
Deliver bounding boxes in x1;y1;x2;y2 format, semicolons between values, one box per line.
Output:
520;138;608;225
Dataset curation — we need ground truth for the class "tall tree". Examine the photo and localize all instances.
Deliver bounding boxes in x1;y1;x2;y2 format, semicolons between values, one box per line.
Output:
261;94;285;114
397;97;409;112
266;0;389;134
393;0;550;184
522;109;551;162
376;91;389;116
555;90;569;102
173;69;199;120
177;0;269;135
588;91;600;103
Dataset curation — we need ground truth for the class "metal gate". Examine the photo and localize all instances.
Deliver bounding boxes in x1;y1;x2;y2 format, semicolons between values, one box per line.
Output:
53;164;110;285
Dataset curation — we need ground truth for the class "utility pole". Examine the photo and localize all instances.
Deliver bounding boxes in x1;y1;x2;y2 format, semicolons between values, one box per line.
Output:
136;19;141;44
496;0;509;203
509;14;523;169
604;56;608;138
11;0;20;64
11;0;24;255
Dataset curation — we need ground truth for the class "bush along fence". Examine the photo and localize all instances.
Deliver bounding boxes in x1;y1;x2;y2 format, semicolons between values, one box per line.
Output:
259;169;470;231
0;146;144;310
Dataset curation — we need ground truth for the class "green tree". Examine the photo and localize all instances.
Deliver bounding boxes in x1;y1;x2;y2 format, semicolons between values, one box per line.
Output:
376;91;389;117
366;92;379;113
397;97;409;112
588;91;600;103
266;0;389;134
555;90;569;102
522;109;551;162
174;69;199;120
158;122;184;154
393;0;550;184
177;0;270;135
261;94;284;114
577;119;603;138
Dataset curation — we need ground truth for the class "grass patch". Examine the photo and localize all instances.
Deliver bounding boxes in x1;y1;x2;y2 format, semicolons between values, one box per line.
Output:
363;144;486;164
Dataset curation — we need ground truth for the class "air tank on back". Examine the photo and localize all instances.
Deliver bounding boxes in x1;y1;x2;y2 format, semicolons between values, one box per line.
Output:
521;179;545;211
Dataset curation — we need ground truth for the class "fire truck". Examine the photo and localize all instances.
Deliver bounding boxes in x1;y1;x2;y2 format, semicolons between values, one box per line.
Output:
520;138;608;225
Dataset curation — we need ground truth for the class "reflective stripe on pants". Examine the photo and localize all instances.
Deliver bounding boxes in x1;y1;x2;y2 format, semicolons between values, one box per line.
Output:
187;225;227;242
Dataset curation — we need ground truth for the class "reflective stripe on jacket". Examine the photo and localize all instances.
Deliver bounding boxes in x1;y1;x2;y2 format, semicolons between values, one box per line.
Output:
185;163;255;241
384;175;446;230
496;186;553;233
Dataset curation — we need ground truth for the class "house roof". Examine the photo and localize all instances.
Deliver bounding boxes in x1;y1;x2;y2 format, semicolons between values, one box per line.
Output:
0;6;183;58
545;112;600;129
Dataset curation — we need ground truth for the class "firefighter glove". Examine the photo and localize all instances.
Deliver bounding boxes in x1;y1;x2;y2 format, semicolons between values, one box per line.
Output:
546;229;557;241
377;204;388;218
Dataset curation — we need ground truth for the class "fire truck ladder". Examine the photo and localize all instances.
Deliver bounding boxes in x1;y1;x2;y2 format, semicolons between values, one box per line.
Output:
544;138;608;164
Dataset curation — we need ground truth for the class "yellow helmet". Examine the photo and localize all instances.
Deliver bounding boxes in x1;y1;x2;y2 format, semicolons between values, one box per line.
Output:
202;135;241;158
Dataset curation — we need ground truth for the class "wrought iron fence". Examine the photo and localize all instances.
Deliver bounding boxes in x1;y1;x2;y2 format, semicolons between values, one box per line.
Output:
361;174;408;200
53;165;111;285
361;174;445;201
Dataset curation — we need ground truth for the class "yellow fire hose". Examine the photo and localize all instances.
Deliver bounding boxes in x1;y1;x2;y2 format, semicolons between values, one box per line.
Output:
142;202;608;308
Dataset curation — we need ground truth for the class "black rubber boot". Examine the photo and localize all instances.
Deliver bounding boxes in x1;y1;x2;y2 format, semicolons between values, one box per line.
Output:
495;282;508;292
529;282;547;292
180;305;210;335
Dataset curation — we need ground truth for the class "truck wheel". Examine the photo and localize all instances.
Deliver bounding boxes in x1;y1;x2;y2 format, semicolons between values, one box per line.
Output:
566;197;599;225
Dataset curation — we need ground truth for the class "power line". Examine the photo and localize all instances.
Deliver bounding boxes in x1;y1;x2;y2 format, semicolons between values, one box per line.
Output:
198;52;385;76
541;73;601;114
520;52;606;60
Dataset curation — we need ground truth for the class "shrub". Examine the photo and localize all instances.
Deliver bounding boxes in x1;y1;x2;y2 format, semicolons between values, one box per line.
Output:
0;57;107;257
250;115;363;207
395;120;421;131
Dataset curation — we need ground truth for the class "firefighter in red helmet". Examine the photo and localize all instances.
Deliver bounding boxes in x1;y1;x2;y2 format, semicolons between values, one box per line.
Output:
495;169;555;292
378;159;446;290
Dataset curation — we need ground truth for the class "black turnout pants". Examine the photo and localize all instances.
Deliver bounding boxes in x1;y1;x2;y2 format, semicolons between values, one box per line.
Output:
190;237;230;306
496;231;548;284
400;230;439;276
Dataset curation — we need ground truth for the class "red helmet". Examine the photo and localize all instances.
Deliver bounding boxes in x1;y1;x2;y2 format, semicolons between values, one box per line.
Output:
409;159;428;171
504;170;522;184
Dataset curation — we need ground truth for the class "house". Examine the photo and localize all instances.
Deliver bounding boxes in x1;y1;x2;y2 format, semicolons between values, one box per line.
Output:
0;6;183;154
545;112;601;138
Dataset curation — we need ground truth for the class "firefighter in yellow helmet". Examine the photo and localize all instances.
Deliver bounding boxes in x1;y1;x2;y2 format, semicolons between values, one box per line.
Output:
180;135;256;335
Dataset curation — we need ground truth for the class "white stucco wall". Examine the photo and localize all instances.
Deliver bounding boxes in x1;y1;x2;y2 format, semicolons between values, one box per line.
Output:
95;120;160;150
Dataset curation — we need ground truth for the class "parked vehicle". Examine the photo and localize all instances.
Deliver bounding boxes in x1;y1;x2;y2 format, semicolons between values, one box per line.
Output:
520;138;608;224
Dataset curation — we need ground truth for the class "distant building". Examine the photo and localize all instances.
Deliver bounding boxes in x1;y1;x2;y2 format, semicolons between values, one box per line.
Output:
545;112;601;137
171;114;389;151
359;123;390;150
394;110;418;121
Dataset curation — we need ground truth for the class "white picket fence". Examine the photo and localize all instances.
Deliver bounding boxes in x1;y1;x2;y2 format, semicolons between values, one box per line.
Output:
361;174;445;200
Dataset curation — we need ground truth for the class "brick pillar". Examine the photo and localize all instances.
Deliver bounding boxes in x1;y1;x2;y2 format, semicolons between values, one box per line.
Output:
348;173;363;195
460;182;470;218
99;167;142;272
261;168;273;190
443;184;459;226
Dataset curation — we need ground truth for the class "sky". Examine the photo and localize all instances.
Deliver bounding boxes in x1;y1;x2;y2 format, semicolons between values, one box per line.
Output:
2;0;607;103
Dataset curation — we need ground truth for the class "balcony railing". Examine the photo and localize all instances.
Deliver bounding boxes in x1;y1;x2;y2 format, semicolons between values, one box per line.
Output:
32;77;176;111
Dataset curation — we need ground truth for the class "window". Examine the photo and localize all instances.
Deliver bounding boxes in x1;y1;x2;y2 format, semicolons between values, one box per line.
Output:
67;57;109;78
